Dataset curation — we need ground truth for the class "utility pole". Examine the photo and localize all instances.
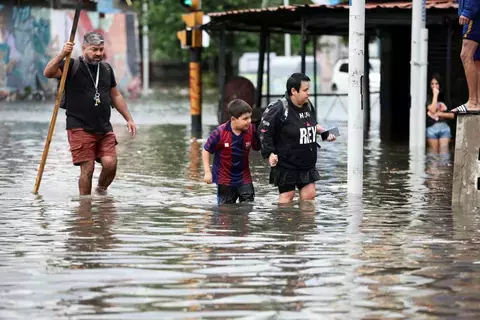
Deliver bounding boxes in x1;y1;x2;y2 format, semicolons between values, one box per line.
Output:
347;0;365;196
284;0;291;56
142;0;150;95
177;0;203;139
409;0;426;150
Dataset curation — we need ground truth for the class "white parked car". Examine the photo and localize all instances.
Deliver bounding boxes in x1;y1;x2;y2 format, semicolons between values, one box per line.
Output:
331;58;380;93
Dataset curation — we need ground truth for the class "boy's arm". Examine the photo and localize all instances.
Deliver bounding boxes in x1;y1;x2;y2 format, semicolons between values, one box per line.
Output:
202;149;213;184
258;103;281;159
202;128;221;184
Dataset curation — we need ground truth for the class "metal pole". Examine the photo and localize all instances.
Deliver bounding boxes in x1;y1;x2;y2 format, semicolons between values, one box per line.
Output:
418;28;428;150
284;0;291;56
142;0;150;95
363;33;371;133
217;28;226;123
256;28;267;108
446;19;453;107
267;31;271;103
301;17;306;74
347;0;365;196
313;36;318;108
190;48;202;138
409;0;426;148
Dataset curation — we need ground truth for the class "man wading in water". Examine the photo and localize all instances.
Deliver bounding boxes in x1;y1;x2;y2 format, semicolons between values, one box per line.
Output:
43;32;137;195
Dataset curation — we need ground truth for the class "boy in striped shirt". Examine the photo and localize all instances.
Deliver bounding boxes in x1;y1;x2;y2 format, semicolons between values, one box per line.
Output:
202;99;261;204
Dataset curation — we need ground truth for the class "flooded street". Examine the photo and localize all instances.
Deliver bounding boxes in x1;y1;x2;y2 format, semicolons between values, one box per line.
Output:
1;97;480;319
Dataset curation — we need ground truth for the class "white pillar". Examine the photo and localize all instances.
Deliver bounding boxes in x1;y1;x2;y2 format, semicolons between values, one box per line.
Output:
347;0;365;195
410;0;426;148
142;0;150;95
284;0;291;57
418;28;429;150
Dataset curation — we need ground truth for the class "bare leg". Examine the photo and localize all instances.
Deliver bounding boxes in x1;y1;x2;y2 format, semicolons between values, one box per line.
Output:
299;199;316;213
79;161;95;195
299;183;316;201
427;139;440;154
279;191;295;204
439;138;450;154
456;39;480;110
97;156;117;194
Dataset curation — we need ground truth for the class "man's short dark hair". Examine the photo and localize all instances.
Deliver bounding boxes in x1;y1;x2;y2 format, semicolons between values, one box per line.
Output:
286;73;310;96
228;99;252;118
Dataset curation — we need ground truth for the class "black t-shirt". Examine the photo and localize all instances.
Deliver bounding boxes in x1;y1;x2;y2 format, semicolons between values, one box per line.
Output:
59;58;117;135
258;96;318;171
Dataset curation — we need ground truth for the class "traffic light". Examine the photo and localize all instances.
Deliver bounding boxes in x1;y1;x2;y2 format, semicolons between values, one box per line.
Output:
180;0;201;11
177;30;191;49
182;11;203;27
177;0;202;48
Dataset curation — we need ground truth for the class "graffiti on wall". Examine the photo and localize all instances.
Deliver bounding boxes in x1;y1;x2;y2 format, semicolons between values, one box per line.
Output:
0;5;140;101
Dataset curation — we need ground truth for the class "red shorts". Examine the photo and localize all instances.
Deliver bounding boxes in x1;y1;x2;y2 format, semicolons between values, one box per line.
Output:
67;129;117;165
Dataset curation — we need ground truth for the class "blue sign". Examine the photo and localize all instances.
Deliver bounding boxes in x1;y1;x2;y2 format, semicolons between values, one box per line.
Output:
97;0;120;13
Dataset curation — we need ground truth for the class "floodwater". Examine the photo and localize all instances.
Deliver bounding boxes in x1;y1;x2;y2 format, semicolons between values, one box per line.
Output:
1;96;480;320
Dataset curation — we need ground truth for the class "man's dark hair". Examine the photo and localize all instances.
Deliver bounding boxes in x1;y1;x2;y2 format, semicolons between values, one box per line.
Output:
228;99;252;118
286;73;310;96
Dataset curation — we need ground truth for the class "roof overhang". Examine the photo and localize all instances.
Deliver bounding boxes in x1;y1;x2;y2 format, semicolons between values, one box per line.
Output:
205;1;459;35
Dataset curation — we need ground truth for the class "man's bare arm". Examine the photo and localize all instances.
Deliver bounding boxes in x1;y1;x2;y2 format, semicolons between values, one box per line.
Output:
43;42;73;79
111;86;137;138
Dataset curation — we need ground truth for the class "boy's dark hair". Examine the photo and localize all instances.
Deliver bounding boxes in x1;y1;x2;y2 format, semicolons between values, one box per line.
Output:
228;99;252;118
286;73;310;96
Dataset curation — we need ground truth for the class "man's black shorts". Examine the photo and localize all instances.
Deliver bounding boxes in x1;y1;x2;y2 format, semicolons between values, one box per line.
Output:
217;183;255;205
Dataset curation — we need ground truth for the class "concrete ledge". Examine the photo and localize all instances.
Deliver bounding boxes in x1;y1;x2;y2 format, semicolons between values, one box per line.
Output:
452;114;480;206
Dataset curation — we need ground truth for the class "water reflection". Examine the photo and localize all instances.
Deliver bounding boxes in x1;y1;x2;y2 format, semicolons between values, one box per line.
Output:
66;197;118;268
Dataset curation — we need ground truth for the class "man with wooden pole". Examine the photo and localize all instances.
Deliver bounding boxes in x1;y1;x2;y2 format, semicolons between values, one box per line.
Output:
35;2;136;195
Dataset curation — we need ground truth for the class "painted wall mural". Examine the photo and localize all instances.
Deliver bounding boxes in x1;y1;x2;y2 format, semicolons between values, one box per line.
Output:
0;5;141;101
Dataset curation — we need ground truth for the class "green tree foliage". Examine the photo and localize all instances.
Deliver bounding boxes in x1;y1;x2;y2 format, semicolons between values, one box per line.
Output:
136;0;313;63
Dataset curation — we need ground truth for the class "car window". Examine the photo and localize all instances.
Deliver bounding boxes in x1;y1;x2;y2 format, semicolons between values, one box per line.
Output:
339;63;348;73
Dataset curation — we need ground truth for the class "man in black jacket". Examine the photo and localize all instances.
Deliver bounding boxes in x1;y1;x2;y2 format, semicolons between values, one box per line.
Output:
258;73;335;204
43;32;137;195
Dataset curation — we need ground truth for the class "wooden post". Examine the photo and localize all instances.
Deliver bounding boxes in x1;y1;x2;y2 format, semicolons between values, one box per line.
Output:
33;2;82;194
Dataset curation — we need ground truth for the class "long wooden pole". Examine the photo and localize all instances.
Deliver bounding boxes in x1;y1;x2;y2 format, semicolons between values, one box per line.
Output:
33;4;82;194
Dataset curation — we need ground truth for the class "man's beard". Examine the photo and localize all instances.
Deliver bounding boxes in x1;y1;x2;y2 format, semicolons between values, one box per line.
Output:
83;55;103;65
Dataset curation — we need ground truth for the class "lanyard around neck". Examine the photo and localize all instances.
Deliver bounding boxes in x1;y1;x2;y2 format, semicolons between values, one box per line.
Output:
82;58;100;91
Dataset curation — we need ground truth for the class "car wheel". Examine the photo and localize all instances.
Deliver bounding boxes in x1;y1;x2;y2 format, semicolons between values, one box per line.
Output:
331;84;337;92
